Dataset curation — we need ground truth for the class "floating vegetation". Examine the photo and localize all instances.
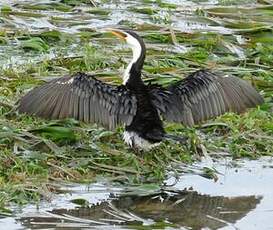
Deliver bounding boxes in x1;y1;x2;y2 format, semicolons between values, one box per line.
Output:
20;37;49;52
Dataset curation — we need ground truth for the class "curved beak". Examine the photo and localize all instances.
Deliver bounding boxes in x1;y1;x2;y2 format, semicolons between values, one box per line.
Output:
107;28;127;40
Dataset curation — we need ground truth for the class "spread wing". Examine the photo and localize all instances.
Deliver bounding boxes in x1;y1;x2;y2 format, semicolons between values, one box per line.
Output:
18;72;137;130
150;70;263;126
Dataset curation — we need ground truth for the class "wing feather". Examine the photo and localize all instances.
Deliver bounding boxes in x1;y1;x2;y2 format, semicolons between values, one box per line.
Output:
18;72;137;130
150;70;263;126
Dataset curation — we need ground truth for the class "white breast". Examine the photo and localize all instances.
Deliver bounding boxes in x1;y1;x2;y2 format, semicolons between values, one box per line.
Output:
123;131;160;151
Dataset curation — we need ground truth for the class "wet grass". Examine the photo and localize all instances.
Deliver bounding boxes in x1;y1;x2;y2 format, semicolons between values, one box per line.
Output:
0;0;273;214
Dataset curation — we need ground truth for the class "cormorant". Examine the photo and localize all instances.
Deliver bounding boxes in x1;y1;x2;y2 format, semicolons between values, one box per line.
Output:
18;29;263;150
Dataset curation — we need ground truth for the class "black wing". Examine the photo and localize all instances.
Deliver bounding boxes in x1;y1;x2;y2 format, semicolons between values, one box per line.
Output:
18;72;137;130
151;70;263;126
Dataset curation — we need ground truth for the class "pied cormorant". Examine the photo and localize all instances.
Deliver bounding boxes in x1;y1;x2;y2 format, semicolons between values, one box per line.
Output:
18;29;264;150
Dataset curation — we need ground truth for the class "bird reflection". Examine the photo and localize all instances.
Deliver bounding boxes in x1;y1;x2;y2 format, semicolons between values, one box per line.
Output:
20;190;261;230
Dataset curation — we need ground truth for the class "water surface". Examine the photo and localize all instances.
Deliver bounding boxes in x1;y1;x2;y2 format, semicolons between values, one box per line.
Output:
1;157;272;229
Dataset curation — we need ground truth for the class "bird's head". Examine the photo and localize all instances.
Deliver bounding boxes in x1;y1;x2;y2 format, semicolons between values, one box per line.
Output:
109;29;146;85
109;29;145;51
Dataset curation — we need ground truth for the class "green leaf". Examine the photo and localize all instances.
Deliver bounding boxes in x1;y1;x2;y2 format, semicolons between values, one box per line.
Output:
31;126;77;142
40;30;63;42
21;37;49;52
70;198;90;206
1;6;12;13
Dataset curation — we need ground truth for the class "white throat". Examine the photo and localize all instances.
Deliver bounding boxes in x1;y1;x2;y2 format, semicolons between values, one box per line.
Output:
123;36;142;85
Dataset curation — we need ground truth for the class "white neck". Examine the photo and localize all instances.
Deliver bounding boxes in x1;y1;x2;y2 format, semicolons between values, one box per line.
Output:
123;37;142;85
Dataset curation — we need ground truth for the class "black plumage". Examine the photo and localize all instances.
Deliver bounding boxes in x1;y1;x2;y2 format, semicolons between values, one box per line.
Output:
150;70;263;127
18;29;263;150
18;73;137;130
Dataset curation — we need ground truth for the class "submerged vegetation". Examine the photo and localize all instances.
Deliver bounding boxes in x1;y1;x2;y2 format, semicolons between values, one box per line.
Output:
0;0;272;213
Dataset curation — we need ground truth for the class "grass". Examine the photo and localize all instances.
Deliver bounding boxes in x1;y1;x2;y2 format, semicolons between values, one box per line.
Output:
0;0;273;214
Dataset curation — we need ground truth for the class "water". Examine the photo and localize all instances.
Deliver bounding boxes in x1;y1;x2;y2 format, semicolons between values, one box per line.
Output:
0;157;272;229
168;157;273;230
1;0;271;68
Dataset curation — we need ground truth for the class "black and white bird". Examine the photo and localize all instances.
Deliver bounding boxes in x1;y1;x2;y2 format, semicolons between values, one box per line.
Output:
18;29;263;150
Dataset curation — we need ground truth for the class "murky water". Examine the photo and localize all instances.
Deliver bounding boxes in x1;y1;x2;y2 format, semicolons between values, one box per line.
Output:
1;157;273;229
1;0;272;68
